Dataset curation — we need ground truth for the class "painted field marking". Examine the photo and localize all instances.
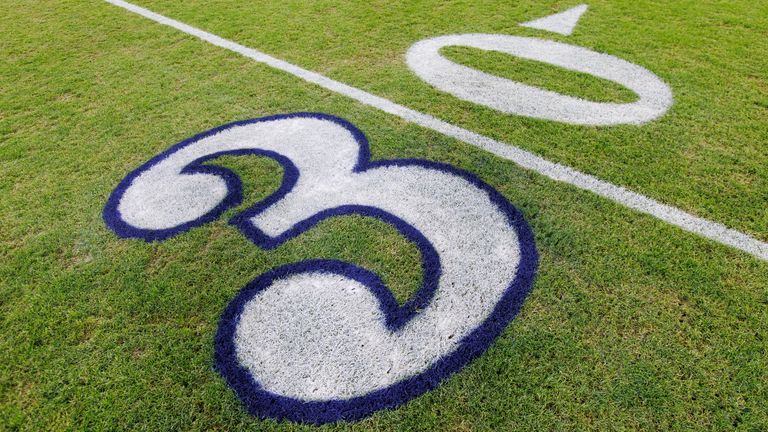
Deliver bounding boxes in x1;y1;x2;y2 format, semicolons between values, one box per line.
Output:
406;33;673;125
103;0;768;262
104;113;539;422
520;4;588;36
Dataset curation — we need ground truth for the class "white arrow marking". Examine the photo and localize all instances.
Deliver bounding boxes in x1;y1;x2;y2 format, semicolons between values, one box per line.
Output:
520;4;588;36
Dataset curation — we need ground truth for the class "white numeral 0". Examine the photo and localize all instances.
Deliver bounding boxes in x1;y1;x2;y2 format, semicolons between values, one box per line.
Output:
407;34;673;125
104;113;538;423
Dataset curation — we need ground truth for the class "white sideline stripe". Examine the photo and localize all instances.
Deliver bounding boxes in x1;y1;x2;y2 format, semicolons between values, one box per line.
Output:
104;0;768;262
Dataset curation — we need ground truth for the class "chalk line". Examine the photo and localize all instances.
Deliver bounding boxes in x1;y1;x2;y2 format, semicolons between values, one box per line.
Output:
103;0;767;262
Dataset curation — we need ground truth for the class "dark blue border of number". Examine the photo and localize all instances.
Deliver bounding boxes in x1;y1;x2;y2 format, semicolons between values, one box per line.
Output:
102;112;538;424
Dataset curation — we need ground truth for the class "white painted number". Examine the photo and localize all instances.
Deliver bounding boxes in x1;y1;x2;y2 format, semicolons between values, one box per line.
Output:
104;114;537;422
407;34;672;125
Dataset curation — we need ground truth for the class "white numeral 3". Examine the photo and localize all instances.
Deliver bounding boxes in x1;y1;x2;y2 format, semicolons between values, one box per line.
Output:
104;113;538;423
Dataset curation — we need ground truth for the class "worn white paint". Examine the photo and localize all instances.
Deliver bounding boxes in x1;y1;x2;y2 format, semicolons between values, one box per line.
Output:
237;119;522;399
406;34;673;125
117;116;526;400
102;0;768;262
520;4;588;35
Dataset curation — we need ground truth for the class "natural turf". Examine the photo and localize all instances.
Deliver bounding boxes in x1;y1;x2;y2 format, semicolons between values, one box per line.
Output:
1;0;767;430
135;0;768;241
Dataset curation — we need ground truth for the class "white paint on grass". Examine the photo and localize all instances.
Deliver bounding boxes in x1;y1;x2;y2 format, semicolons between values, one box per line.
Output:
102;0;768;262
119;165;228;230
520;4;589;36
118;117;363;230
118;116;526;400
236;119;523;399
406;34;673;125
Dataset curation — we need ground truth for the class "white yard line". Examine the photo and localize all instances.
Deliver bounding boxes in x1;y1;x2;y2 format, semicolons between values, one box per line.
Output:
104;0;768;261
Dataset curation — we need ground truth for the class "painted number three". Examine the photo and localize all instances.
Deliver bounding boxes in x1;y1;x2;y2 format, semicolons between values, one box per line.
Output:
104;113;538;423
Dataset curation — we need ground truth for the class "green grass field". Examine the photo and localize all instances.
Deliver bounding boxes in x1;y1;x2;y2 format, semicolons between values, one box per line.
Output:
1;0;767;430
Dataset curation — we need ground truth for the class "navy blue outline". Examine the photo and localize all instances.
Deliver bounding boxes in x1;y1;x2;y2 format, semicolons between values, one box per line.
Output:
103;112;538;424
